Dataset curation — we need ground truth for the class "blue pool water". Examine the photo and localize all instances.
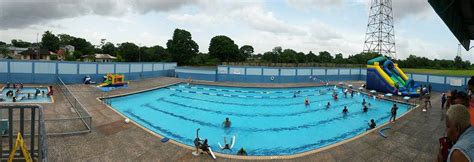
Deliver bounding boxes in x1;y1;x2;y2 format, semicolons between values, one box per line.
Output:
107;83;412;156
1;87;52;103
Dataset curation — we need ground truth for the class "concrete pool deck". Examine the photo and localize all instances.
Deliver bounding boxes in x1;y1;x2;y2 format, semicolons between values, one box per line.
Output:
44;77;443;161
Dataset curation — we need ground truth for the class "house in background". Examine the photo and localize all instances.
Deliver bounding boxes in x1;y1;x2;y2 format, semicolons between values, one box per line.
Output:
18;48;55;60
7;47;28;57
83;54;116;62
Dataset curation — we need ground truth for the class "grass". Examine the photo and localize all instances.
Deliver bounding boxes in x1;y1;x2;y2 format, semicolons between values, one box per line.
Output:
403;68;474;76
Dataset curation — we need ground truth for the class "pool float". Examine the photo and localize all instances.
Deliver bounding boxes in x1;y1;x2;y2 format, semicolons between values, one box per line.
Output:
378;127;391;138
208;147;216;159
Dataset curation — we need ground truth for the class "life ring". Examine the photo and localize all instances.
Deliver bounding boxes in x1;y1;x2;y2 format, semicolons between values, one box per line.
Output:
270;76;275;81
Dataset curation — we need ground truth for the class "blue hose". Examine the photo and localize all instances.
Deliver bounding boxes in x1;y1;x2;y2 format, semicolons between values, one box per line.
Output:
378;127;391;138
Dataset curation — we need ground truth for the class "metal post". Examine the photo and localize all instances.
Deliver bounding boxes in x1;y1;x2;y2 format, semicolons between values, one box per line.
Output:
30;108;35;159
20;108;24;137
8;108;12;151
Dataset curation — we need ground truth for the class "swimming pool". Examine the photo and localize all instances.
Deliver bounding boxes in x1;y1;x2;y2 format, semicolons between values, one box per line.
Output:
1;87;52;103
106;83;412;156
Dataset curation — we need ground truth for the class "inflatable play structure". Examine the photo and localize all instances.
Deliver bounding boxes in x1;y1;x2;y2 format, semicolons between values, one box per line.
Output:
98;73;128;87
367;56;420;97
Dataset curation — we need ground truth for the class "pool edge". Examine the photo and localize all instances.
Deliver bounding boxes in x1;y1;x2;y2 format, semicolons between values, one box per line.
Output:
98;82;420;160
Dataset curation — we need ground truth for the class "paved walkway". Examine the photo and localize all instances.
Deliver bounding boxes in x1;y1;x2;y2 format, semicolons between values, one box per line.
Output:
44;77;444;161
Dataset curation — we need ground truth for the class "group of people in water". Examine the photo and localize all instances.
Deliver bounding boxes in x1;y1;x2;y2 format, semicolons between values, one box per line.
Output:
2;82;53;102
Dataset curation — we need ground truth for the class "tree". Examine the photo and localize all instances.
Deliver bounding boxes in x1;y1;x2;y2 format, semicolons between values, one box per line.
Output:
239;45;254;61
454;56;463;69
58;34;75;46
70;37;94;55
318;51;333;63
0;41;6;46
73;51;83;60
306;51;318;63
280;49;298;63
101;42;117;56
117;42;139;62
41;31;60;52
11;39;32;48
209;35;240;62
334;53;344;64
166;28;199;65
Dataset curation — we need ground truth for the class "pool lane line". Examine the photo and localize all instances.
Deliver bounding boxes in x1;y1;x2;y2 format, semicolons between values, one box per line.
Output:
124;110;193;144
167;87;330;99
169;93;343;107
176;84;331;94
158;97;359;117
141;103;386;132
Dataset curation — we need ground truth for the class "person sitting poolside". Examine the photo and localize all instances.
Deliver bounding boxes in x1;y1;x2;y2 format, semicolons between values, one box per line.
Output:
237;147;247;156
200;139;211;155
19;83;23;89
47;86;54;96
367;119;376;130
223;117;231;128
304;97;310;106
5;82;10;88
12;83;16;89
193;128;202;155
363;105;368;112
342;106;348;114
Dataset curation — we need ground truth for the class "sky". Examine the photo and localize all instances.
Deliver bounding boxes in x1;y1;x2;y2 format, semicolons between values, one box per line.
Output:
1;0;473;62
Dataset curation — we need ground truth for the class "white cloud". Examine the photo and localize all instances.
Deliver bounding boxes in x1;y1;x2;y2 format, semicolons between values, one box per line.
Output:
0;0;197;29
286;0;344;11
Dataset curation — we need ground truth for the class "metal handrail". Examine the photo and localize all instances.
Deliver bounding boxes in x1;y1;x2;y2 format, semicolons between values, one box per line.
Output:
56;77;92;131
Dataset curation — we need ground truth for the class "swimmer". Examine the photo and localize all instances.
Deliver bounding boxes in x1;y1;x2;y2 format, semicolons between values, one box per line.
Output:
12;97;16;102
363;105;368;112
362;99;366;106
342;106;348;114
42;90;45;96
326;102;331;108
223;117;231;128
237;147;247;156
351;90;354;98
333;93;338;100
304;97;310;106
20;83;23;89
27;93;31;99
367;119;376;130
221;137;232;151
293;93;297;98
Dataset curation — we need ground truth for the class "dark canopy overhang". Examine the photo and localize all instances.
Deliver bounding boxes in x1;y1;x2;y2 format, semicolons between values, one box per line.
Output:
429;0;474;50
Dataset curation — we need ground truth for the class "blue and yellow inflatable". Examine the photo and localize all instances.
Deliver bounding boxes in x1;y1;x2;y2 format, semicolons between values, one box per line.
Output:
367;56;420;97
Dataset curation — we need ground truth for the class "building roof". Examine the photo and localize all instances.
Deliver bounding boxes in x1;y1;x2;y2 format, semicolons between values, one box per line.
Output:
82;54;117;59
429;0;474;50
7;47;28;51
94;54;117;59
19;48;54;56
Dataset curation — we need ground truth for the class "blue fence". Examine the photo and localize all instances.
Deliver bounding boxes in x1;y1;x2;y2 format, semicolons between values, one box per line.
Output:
175;66;471;92
405;73;469;92
176;66;365;83
0;60;177;84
